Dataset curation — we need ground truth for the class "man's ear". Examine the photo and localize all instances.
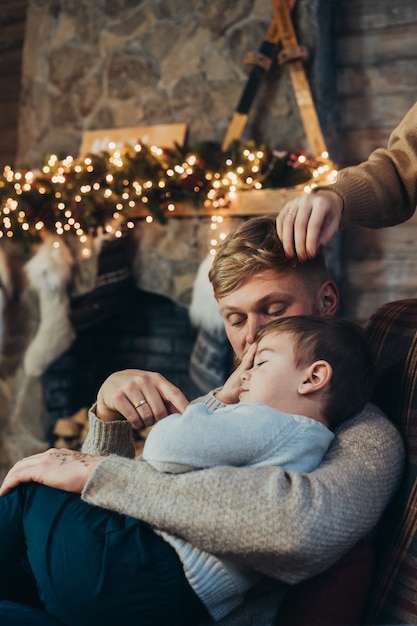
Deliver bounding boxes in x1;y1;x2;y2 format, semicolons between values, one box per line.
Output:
298;361;332;395
318;280;339;315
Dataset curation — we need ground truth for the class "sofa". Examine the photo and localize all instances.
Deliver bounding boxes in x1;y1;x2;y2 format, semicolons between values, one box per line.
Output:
363;298;417;625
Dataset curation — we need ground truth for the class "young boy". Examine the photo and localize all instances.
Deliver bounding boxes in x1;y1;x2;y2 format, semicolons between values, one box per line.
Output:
143;315;374;474
0;315;375;626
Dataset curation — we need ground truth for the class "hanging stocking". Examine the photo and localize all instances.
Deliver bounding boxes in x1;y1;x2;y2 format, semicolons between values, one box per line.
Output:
23;236;76;377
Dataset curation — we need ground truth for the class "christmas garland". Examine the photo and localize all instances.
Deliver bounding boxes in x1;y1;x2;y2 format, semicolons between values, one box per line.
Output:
0;139;336;244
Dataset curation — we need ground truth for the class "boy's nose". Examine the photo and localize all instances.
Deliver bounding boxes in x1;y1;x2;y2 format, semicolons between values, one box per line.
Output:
241;371;250;383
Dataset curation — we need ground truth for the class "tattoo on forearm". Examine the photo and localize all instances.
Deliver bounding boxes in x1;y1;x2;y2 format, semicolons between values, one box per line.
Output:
52;450;94;466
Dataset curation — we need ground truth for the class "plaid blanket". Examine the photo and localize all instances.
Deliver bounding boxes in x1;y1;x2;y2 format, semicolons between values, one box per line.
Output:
188;325;233;393
364;299;417;624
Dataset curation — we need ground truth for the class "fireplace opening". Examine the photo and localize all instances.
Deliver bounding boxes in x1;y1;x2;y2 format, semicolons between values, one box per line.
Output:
41;287;205;445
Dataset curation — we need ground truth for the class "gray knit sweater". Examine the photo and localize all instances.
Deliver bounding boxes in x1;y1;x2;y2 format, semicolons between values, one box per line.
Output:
82;398;404;587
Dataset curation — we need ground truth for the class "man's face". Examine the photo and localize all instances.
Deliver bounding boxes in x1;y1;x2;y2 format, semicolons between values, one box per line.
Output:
218;268;337;360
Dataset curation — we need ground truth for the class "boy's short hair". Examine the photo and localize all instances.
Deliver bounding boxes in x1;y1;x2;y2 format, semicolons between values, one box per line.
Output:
209;215;330;299
254;316;376;428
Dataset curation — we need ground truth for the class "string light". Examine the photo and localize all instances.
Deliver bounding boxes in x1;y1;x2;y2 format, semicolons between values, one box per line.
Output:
0;141;337;243
209;215;232;255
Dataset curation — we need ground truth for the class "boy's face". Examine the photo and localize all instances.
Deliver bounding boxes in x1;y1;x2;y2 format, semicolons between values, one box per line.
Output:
218;268;338;360
238;331;301;413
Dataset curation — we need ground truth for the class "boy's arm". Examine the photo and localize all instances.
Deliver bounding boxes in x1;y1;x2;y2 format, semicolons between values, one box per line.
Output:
142;403;245;473
142;404;333;473
82;404;404;583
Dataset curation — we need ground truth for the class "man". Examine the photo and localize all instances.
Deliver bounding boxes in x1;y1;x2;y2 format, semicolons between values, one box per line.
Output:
0;217;404;626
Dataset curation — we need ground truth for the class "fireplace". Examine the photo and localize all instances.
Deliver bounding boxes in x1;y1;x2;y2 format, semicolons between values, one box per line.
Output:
33;215;240;446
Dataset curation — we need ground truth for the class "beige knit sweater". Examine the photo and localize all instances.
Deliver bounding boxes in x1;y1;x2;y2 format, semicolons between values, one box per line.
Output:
320;100;417;228
82;402;404;585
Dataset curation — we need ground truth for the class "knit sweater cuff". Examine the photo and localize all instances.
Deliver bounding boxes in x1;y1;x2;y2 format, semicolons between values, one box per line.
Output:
312;184;345;214
202;389;227;411
81;406;136;458
315;171;394;227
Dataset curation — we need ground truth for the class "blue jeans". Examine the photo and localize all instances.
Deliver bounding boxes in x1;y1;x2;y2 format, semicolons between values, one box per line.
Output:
0;601;63;625
0;483;207;626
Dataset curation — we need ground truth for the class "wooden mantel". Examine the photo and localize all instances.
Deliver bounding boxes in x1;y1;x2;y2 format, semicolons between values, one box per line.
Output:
133;187;304;219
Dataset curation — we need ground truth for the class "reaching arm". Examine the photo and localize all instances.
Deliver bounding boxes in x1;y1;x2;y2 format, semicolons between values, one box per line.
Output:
82;404;404;583
333;100;417;228
277;101;417;259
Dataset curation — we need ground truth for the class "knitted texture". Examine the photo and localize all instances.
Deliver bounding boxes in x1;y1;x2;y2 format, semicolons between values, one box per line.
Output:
82;404;404;584
82;405;135;458
319;100;417;228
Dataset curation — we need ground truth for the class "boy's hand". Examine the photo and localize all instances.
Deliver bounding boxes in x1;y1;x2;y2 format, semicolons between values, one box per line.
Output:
214;343;257;404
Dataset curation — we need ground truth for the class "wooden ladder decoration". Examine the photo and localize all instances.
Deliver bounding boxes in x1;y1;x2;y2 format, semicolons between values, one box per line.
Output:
222;0;327;157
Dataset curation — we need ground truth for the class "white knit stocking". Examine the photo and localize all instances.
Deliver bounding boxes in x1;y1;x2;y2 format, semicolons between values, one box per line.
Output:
23;237;76;377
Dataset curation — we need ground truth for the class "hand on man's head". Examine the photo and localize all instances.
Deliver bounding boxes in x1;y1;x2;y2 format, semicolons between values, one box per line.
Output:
276;190;343;260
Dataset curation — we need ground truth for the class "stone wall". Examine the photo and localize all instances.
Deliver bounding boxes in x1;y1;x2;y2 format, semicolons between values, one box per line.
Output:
0;0;27;168
17;0;327;168
332;0;417;323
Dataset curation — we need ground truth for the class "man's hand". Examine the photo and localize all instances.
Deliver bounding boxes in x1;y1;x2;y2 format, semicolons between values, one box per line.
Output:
214;344;257;404
276;189;344;260
96;369;190;429
0;448;104;496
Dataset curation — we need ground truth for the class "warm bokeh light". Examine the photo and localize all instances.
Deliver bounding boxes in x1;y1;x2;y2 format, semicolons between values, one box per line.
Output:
0;141;337;243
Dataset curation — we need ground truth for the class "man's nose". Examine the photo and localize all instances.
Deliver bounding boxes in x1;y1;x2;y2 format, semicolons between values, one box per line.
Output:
245;314;265;345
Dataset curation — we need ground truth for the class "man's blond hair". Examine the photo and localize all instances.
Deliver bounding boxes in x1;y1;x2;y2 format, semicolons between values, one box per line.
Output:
209;215;330;299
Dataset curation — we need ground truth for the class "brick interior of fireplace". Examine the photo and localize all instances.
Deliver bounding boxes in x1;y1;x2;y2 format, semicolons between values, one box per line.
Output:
41;288;203;444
